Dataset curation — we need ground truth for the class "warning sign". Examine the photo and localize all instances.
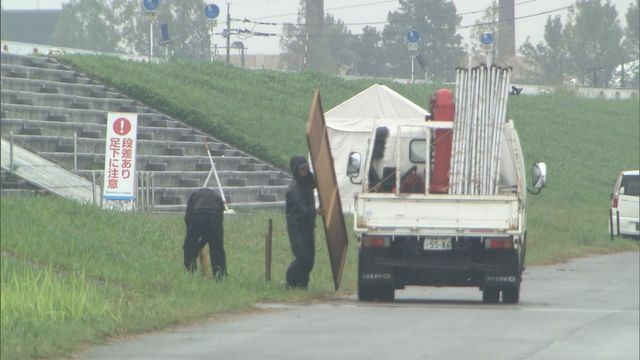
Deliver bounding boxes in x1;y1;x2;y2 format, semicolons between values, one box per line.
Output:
103;113;138;201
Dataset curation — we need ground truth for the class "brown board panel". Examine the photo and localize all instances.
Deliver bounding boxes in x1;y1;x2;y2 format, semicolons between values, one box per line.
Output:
306;90;349;290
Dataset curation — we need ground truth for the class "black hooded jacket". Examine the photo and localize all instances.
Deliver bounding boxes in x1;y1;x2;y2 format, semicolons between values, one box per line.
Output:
184;188;224;222
285;156;316;228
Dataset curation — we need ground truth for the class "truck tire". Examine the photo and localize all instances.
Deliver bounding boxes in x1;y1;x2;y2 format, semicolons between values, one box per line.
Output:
482;287;500;303
358;282;376;301
502;283;520;304
377;283;395;302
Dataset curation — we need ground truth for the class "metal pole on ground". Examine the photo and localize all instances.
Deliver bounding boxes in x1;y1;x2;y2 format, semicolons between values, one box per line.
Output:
146;172;151;211
92;170;96;205
73;132;77;172
9;130;14;172
411;55;414;84
265;218;273;281
226;2;231;64
151;173;155;211
150;21;153;61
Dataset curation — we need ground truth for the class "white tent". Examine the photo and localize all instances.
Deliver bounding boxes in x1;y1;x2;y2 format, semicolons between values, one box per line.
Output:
324;84;430;211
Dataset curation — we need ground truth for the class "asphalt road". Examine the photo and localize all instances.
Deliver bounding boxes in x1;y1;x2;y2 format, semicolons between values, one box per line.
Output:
82;251;639;360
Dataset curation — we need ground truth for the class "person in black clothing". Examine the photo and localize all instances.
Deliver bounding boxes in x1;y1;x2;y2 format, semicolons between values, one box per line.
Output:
285;155;317;289
183;188;227;279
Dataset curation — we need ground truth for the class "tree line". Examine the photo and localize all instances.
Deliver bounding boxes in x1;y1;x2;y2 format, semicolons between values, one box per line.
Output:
13;0;638;87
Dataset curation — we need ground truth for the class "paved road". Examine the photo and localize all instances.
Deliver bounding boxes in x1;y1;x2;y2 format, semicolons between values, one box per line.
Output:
83;252;639;360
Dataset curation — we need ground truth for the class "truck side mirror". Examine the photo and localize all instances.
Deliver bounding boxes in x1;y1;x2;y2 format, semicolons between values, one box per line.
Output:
346;152;361;177
528;162;547;194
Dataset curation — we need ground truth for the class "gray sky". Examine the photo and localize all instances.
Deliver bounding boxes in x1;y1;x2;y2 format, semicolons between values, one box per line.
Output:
2;0;635;55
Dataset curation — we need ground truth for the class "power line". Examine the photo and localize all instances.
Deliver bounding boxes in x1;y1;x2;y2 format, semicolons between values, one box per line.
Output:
271;4;571;38
252;0;399;20
251;0;543;24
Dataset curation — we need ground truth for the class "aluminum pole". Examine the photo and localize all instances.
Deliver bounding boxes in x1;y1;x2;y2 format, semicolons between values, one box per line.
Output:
149;21;153;61
9;130;14;172
73;132;77;172
411;55;415;84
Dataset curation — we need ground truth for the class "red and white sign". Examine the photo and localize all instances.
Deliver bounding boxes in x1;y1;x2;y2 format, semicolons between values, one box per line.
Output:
103;112;138;201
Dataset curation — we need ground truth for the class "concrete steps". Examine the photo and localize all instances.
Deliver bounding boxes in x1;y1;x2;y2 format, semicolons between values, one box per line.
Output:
0;52;291;210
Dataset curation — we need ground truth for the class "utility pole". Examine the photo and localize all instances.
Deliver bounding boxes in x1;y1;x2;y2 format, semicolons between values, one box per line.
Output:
226;2;231;65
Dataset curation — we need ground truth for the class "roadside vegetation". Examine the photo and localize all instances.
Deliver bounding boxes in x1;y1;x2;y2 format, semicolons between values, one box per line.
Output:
1;57;637;358
1;196;358;359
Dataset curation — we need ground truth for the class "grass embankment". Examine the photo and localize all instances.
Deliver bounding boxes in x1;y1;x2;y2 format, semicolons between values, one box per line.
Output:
1;197;357;359
1;57;637;358
63;56;439;170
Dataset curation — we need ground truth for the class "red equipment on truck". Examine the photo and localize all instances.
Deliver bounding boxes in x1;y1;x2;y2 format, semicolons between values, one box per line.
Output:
428;88;454;193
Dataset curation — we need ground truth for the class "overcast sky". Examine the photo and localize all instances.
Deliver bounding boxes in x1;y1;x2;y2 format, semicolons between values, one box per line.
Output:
2;0;636;55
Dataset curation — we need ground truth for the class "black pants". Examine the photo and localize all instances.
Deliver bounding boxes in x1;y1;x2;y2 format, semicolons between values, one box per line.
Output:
183;212;227;276
286;224;315;288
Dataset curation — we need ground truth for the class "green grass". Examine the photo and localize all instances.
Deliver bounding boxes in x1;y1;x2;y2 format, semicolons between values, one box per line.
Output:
0;196;358;359
508;92;640;264
63;56;441;169
1;57;638;358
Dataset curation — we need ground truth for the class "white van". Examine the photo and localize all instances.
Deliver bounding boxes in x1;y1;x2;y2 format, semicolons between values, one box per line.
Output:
610;170;640;239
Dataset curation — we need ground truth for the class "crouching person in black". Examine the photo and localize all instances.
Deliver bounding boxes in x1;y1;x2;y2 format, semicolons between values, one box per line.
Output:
183;188;227;279
285;155;317;289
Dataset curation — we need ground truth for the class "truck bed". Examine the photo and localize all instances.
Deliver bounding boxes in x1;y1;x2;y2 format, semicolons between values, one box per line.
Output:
354;192;522;236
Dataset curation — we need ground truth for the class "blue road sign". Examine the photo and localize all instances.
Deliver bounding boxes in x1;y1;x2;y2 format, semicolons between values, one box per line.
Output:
142;0;159;11
481;32;493;45
204;4;220;19
407;30;420;43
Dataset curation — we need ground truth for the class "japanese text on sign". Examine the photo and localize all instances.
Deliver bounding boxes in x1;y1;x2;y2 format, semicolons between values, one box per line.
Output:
103;113;138;201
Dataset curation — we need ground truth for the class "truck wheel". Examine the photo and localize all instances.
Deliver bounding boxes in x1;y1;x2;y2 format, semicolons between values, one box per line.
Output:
377;283;395;302
358;282;376;301
482;287;500;303
502;284;520;304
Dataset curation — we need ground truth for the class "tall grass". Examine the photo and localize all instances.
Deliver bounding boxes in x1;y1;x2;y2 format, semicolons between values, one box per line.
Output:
0;196;357;359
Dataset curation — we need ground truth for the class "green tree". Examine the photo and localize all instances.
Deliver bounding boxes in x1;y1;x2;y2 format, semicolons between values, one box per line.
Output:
352;26;385;76
563;0;623;86
279;1;349;73
380;0;464;82
51;0;210;61
324;14;356;74
623;0;639;60
519;16;567;85
51;0;118;52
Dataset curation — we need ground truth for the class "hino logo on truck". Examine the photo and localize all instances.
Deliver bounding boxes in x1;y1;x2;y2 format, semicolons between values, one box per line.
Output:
362;273;392;280
485;275;517;283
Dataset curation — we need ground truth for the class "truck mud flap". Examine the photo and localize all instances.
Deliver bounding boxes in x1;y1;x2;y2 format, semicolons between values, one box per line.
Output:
359;250;394;284
483;250;520;287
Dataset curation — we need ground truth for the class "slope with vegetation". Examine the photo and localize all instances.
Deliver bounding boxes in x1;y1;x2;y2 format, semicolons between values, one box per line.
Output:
1;56;637;359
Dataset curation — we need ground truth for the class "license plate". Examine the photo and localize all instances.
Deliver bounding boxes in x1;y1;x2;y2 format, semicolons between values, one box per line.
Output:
424;237;452;251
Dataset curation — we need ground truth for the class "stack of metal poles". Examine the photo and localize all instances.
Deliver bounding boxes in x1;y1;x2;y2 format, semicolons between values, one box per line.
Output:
449;65;511;195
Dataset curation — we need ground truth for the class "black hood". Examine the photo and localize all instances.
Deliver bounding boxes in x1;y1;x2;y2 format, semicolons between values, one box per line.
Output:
290;155;313;183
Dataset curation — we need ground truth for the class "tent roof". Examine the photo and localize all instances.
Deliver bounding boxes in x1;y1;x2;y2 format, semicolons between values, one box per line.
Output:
325;84;430;132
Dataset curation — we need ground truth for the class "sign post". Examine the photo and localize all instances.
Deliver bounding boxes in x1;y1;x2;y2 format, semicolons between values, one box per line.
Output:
481;32;493;67
103;113;138;209
142;0;160;61
406;30;420;83
204;3;220;62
